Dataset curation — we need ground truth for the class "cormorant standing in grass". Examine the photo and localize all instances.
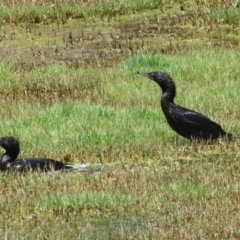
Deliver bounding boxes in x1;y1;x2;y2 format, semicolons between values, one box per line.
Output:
0;136;72;172
137;71;233;141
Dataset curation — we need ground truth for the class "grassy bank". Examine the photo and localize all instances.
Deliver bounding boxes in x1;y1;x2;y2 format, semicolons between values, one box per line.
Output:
0;49;240;238
0;0;163;24
0;0;239;25
0;0;240;239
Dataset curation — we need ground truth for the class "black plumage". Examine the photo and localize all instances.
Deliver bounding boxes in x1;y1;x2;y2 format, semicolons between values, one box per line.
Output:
0;136;72;172
137;71;232;140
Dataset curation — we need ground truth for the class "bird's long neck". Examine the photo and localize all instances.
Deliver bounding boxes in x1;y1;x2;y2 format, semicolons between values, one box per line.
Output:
0;151;18;171
160;80;176;103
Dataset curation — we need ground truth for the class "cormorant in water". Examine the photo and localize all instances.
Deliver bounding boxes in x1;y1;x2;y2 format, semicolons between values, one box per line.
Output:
137;71;233;140
0;136;72;172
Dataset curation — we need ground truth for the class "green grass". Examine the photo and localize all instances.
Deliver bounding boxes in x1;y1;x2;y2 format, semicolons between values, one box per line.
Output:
0;49;239;161
0;103;165;160
0;49;240;238
0;1;240;239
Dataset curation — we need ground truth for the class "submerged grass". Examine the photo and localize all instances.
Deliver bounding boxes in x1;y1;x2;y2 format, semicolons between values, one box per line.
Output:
2;150;240;239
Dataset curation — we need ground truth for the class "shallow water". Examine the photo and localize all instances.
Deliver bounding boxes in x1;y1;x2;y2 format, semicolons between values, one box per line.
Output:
2;213;157;239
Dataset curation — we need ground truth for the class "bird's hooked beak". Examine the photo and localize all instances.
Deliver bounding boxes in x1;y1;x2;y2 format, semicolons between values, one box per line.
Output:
137;72;153;80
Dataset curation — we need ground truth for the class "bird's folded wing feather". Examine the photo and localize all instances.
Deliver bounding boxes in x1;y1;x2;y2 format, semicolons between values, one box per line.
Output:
173;105;222;129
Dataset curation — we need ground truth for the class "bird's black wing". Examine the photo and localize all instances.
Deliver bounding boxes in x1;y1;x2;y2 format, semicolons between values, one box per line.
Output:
9;158;71;172
181;107;221;127
167;104;226;139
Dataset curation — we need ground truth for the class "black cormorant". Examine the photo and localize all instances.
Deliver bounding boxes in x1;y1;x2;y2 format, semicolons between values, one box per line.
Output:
0;136;72;172
137;71;233;141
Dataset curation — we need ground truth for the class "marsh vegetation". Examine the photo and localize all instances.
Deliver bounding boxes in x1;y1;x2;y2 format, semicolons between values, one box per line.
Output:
0;0;240;239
